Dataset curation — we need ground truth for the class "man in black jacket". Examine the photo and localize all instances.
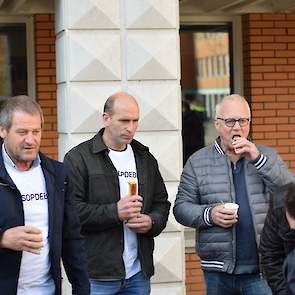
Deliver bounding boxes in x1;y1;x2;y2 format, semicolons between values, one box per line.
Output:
0;95;90;295
64;92;170;295
260;181;295;294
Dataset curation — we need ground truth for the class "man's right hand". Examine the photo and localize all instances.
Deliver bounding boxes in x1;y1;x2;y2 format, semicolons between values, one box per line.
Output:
0;226;43;254
211;204;238;228
117;195;143;221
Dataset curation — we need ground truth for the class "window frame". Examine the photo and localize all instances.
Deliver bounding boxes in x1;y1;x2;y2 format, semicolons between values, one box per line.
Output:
180;15;243;95
0;16;35;98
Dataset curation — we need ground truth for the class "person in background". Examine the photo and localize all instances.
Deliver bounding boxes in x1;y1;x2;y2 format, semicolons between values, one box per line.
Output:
64;92;170;295
260;181;295;294
174;94;295;295
0;95;90;295
182;100;205;164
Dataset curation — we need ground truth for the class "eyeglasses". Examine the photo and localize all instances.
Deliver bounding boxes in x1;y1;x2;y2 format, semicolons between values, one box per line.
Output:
217;117;250;127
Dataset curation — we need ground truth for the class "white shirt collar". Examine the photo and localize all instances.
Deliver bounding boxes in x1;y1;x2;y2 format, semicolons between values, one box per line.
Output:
2;144;41;171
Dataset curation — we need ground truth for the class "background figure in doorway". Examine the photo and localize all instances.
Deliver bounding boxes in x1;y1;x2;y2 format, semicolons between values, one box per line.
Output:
182;100;205;164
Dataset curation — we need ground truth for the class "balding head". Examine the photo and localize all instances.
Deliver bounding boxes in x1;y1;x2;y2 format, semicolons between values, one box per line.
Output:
104;92;138;117
215;94;251;119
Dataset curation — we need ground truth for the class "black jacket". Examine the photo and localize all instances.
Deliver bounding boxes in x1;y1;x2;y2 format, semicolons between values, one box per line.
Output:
283;248;295;294
260;182;295;295
0;146;90;295
64;129;170;280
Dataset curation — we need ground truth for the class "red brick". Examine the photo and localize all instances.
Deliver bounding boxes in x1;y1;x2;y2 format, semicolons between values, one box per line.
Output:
251;80;275;87
275;36;295;42
251;95;276;102
36;37;56;45
251;65;275;72
251;102;264;109
249;36;274;42
264;117;289;124
251;51;274;58
277;109;295;116
263;73;287;80
249;21;274;28
37;84;57;92
252;125;277;132
277;146;290;153
35;15;50;22
263;58;287;65
36;53;56;61
35;22;55;30
262;28;286;35
278;124;295;131
276;50;295;57
278;139;295;146
246;28;261;35
37;69;56;77
276;94;295;101
34;14;58;160
263;14;286;21
35;30;50;37
264;102;289;109
37;61;51;68
36;45;51;53
263;43;287;50
275;21;295;27
276;80;295;87
264;88;289;94
265;132;289;139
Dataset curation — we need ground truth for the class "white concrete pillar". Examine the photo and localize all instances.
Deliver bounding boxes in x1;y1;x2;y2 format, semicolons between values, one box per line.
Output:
55;0;184;294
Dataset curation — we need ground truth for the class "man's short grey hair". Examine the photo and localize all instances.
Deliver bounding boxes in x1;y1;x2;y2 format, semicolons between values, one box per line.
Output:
215;94;251;119
0;95;44;130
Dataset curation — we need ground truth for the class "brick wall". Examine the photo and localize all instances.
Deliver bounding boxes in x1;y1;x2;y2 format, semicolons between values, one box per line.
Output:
186;253;205;295
243;13;295;173
34;14;58;160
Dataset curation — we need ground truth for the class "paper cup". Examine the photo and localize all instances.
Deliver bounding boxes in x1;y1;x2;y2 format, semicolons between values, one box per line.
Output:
224;202;239;213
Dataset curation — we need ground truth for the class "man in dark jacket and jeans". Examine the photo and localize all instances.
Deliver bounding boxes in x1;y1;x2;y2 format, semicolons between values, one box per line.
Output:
64;92;170;295
0;96;90;295
260;181;295;294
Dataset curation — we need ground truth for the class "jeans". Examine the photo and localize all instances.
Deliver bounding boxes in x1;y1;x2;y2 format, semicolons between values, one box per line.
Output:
90;271;150;295
204;271;272;295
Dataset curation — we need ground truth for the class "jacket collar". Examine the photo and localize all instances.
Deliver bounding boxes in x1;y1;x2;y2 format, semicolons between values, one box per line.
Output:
0;141;55;182
214;137;225;155
92;128;148;154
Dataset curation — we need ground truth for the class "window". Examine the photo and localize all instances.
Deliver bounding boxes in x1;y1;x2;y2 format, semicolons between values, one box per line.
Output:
180;24;233;164
0;23;27;97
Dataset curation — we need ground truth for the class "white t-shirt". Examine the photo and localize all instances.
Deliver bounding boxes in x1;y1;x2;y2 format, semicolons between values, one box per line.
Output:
108;144;141;279
2;145;55;295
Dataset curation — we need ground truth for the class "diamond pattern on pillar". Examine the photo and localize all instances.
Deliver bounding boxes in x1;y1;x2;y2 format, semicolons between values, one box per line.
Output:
68;83;121;133
152;234;183;283
128;81;180;131
59;133;96;160
135;131;181;181
67;0;120;29
69;31;121;81
126;31;179;80
125;0;178;29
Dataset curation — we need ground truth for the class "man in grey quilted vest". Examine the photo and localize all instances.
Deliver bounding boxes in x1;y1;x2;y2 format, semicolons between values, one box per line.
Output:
174;94;295;295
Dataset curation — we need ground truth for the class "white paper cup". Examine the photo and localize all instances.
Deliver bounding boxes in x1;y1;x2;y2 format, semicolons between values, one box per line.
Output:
224;202;239;213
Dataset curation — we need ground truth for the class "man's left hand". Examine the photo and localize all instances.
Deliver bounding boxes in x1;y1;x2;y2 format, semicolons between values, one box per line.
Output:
232;137;260;161
126;214;152;233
